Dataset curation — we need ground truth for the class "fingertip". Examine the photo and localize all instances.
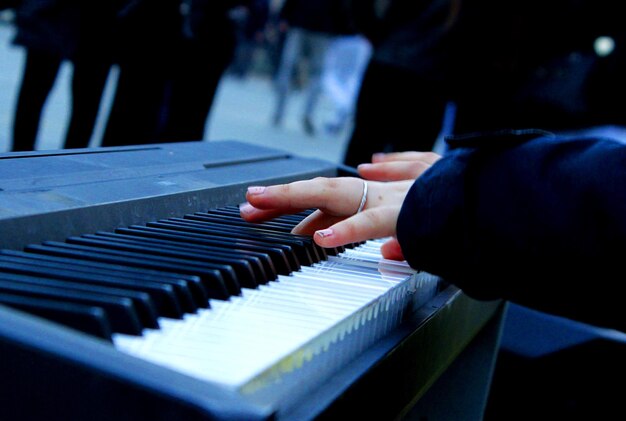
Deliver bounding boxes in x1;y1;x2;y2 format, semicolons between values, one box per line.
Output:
245;186;269;208
315;228;333;239
239;202;253;213
313;221;359;249
313;228;340;248
247;186;266;195
291;221;308;236
239;202;256;221
381;238;405;261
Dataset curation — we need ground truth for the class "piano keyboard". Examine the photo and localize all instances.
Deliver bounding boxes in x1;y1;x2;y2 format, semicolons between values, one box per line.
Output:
0;141;504;421
0;204;439;403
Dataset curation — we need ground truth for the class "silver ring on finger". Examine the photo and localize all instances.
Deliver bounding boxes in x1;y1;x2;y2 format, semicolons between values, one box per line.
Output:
355;179;368;214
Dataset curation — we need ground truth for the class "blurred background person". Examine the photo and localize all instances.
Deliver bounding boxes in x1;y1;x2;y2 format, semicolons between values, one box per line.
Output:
10;0;72;151
341;0;455;167
260;3;288;79
100;0;181;147
270;0;354;136
9;0;122;151
342;0;626;166
342;1;626;419
156;0;252;143
63;1;125;149
320;33;371;136
446;0;626;137
0;1;19;21
102;0;250;147
228;0;269;80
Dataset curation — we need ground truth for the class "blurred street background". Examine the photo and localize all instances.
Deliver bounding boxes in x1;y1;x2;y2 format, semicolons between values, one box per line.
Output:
0;13;353;163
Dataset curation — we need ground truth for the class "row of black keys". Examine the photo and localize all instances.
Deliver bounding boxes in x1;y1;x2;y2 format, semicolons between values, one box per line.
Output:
0;206;354;341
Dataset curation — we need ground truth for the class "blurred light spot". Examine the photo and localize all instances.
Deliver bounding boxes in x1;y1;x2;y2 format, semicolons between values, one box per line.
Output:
594;36;615;57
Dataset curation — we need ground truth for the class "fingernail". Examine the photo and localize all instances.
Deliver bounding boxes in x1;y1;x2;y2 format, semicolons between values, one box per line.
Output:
357;163;372;170
247;186;266;195
372;153;385;161
239;203;254;214
315;228;334;238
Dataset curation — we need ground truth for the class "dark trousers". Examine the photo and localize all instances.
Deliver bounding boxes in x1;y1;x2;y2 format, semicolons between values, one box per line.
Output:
11;48;111;151
100;54;168;147
102;36;235;147
158;37;233;143
342;60;448;167
64;52;111;149
11;49;62;151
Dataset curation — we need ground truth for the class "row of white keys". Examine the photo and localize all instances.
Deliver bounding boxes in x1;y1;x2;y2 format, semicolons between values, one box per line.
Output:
113;239;416;386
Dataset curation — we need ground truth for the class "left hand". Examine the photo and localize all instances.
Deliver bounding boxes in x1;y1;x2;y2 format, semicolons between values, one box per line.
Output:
358;151;441;181
353;151;442;258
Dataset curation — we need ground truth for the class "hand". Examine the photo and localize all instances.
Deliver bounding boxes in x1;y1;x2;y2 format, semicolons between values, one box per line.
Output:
240;177;414;260
353;151;441;258
358;151;441;181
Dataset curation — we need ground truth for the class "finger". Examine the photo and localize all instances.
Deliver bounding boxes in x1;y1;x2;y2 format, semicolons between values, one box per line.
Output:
312;206;400;249
372;151;441;164
380;238;405;261
357;160;432;181
291;209;346;236
244;177;367;217
239;202;297;222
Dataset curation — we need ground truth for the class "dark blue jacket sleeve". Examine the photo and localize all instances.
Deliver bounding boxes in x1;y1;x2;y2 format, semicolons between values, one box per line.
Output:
396;130;626;332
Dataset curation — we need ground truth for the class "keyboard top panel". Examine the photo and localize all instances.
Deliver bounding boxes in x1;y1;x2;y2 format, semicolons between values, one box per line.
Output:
0;141;337;249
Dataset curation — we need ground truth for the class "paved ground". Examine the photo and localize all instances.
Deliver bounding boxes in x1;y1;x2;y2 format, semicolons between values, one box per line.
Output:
0;19;351;164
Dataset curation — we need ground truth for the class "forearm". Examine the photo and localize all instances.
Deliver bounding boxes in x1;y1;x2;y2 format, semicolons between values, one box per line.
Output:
397;131;626;331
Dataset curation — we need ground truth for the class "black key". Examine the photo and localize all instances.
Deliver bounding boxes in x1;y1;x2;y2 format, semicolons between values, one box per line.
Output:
0;257;181;320
0;276;143;335
181;214;325;263
143;222;299;274
93;231;270;285
78;233;259;289
236;205;336;248
64;236;242;296
0;270;159;329
269;211;348;255
189;212;332;260
119;226;285;277
21;245;207;311
161;218;313;268
224;204;313;223
207;207;319;239
156;218;307;268
32;241;228;301
236;206;348;255
199;210;299;232
0;293;113;341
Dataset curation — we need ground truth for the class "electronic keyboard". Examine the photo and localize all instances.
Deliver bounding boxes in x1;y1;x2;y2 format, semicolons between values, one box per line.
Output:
0;141;504;420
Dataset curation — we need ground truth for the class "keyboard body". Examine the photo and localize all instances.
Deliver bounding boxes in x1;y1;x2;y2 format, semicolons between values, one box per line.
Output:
0;141;505;420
